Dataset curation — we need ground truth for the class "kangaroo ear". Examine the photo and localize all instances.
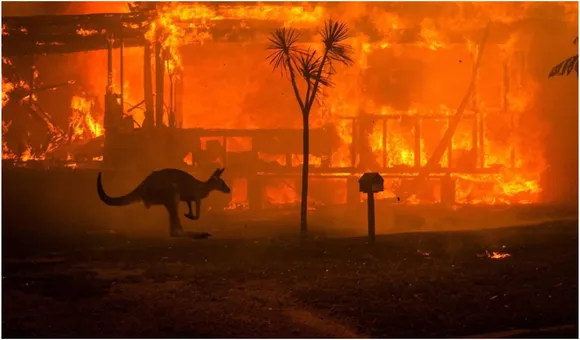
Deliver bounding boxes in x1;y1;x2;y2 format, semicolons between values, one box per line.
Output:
213;168;224;178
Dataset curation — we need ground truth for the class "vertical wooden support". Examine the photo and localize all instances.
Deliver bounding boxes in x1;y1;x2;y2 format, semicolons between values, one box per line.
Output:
143;44;154;129
382;118;388;168
414;118;421;167
154;40;165;128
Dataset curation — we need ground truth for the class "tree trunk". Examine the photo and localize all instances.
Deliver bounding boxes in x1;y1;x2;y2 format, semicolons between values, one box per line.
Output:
300;111;309;239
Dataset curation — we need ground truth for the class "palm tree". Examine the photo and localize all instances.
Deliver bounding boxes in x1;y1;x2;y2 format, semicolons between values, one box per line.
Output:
548;37;578;78
266;20;353;239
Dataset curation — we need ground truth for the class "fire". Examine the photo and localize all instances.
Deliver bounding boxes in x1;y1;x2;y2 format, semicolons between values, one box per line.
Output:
2;120;15;160
144;3;215;72
3;2;576;208
2;78;14;107
419;19;446;51
69;95;103;140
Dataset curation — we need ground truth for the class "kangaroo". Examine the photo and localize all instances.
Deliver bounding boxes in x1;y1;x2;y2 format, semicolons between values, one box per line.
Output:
97;168;231;238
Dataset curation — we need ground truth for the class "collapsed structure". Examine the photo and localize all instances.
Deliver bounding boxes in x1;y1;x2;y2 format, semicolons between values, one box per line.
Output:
3;2;568;210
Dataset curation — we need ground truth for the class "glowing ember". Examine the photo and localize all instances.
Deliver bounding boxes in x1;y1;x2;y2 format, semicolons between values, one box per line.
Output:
479;250;512;259
75;28;100;36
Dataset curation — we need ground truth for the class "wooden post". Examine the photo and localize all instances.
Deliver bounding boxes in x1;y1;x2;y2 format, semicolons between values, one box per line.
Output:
154;40;165;128
366;192;376;244
143;43;154;129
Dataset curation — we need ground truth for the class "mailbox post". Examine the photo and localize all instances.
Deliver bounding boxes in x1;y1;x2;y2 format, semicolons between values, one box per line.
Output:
358;173;399;244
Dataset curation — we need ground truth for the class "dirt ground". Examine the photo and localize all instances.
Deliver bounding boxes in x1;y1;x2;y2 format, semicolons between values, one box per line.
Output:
2;218;578;338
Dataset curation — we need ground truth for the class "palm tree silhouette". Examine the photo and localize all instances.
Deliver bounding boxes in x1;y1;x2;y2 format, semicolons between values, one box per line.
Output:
549;37;578;78
266;20;353;239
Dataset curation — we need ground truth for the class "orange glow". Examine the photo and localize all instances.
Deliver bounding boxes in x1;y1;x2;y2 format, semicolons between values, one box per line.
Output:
2;2;576;209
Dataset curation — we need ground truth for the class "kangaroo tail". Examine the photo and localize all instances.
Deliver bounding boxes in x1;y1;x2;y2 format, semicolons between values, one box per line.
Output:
97;172;140;206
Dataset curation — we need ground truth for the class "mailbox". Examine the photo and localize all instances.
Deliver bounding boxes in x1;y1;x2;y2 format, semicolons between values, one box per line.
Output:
358;172;385;193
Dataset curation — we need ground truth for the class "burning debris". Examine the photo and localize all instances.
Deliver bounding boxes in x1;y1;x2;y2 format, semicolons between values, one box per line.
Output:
478;250;512;260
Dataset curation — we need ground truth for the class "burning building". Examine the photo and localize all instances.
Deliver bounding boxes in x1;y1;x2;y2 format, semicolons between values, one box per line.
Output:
2;2;578;212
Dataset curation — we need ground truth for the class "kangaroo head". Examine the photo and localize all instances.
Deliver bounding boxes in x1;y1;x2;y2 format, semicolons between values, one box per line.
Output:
207;168;231;194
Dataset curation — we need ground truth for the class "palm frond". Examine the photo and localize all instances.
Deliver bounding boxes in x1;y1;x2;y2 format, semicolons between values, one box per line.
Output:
266;28;303;76
295;49;333;88
548;55;578;78
320;19;354;66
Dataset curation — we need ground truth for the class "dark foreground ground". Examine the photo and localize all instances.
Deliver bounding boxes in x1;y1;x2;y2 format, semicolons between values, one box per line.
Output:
2;220;578;338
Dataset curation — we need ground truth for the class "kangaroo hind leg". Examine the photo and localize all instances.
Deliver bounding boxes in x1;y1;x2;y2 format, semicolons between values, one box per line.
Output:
164;186;184;237
184;200;200;220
